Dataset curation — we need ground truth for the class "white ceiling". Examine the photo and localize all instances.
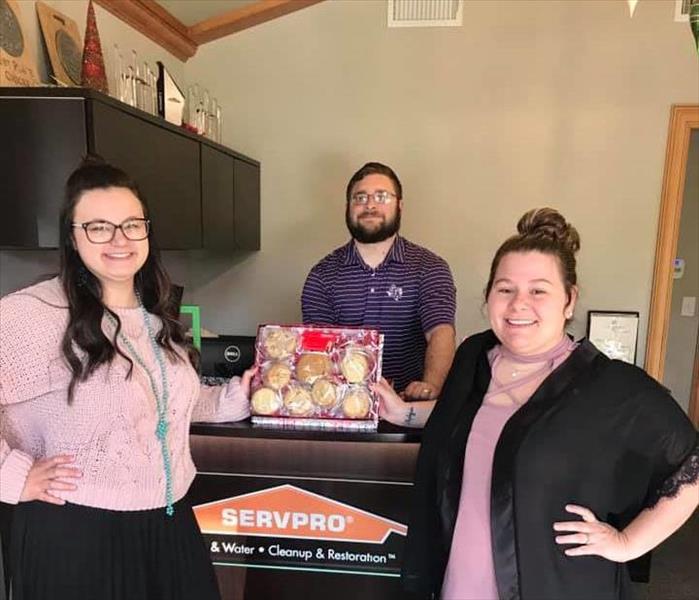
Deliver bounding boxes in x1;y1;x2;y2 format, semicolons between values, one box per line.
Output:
155;0;259;27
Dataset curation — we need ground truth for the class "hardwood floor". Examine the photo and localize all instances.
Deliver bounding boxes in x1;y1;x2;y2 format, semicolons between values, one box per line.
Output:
632;510;699;600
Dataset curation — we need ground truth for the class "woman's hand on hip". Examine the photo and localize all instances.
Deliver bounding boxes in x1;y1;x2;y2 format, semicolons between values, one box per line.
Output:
554;504;632;562
20;455;82;505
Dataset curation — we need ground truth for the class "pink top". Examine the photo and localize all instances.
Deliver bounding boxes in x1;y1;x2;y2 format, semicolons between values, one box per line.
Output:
0;278;250;510
441;337;576;600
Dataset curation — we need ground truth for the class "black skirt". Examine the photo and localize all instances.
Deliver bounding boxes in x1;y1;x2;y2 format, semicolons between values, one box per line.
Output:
9;497;221;600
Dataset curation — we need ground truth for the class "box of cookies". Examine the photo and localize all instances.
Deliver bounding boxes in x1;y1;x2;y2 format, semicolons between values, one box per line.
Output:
250;324;384;431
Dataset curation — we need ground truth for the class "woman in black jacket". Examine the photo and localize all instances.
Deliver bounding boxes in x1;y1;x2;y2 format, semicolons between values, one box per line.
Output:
375;208;698;600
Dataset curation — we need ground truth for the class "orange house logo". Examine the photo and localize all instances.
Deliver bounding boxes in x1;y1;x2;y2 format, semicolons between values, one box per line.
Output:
194;484;408;544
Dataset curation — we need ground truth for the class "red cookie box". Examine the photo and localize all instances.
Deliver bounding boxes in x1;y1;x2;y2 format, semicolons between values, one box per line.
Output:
249;324;384;431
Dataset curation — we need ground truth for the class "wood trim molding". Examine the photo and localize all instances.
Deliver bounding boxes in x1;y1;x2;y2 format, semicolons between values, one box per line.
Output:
189;0;325;45
93;1;325;62
644;105;699;384
94;0;197;61
689;337;699;428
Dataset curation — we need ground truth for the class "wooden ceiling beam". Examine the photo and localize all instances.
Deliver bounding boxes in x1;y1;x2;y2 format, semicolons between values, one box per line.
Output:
93;0;197;61
189;0;325;45
93;0;325;62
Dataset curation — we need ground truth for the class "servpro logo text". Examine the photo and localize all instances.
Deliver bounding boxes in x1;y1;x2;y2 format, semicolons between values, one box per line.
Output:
221;508;347;532
194;484;407;544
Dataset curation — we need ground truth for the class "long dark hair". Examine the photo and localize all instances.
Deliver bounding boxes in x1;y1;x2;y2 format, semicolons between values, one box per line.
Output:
59;156;195;403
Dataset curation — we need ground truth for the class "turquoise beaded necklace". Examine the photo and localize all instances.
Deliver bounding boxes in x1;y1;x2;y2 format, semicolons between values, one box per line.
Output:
105;296;174;516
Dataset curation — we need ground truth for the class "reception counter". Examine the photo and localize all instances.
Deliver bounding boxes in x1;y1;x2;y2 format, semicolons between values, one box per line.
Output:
188;421;421;600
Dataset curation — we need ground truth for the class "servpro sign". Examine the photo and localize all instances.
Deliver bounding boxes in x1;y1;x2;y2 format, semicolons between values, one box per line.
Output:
194;484;407;544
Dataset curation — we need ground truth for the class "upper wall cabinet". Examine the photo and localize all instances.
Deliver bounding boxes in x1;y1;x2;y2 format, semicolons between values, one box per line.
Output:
0;96;86;248
201;146;261;251
0;88;260;251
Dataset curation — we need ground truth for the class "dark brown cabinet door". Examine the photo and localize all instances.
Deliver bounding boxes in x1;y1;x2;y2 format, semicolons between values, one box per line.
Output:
233;158;261;251
88;100;202;250
201;146;235;250
0;98;86;248
201;146;261;251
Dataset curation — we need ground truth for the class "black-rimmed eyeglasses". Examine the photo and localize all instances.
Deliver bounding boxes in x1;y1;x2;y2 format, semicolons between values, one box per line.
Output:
71;218;150;244
350;190;397;206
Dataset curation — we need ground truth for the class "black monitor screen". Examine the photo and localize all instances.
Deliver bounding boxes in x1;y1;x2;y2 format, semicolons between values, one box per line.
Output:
200;335;256;378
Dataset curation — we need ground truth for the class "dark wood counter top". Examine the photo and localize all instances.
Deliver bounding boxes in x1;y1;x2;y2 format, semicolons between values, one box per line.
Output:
190;419;422;444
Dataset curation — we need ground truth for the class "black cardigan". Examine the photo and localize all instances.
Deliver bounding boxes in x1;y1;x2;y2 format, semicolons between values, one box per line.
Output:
402;330;698;600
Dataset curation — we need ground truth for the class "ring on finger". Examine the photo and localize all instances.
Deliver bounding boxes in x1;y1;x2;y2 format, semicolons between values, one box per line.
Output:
584;533;590;544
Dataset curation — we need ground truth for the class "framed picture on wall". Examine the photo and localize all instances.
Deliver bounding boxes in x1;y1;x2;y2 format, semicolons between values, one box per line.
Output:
587;311;640;364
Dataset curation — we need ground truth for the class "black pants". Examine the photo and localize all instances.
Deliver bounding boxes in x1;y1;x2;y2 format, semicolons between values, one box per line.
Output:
9;497;220;600
0;502;12;600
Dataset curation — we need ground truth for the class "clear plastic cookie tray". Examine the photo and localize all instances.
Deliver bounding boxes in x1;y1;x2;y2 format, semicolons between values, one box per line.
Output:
250;324;384;431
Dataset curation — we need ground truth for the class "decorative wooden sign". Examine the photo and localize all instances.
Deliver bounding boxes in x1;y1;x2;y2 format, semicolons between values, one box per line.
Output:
36;0;83;86
0;0;39;86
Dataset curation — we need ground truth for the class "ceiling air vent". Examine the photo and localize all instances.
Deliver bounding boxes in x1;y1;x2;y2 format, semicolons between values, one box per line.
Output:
387;0;463;28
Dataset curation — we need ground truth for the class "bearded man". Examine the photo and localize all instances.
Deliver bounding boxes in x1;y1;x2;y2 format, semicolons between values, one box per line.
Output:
301;162;456;403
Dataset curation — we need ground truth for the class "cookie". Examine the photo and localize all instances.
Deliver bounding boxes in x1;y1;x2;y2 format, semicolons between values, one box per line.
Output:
251;388;282;415
340;350;370;383
263;329;297;359
296;353;332;384
263;362;292;390
283;387;314;416
342;388;371;419
311;378;337;408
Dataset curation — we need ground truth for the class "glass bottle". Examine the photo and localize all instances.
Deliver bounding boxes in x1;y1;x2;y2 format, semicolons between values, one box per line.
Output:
150;67;158;115
199;89;210;136
130;50;138;108
112;44;123;101
215;104;223;143
141;61;150;112
209;98;218;141
185;84;196;128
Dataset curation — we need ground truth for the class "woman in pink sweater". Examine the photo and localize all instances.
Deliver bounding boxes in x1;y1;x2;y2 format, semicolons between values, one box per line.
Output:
0;157;250;600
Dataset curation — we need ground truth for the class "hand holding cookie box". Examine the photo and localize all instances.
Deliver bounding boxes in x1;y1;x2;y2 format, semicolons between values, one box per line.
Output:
250;324;384;430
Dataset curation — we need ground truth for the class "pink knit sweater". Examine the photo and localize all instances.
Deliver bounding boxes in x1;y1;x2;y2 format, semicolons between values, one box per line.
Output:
0;278;249;509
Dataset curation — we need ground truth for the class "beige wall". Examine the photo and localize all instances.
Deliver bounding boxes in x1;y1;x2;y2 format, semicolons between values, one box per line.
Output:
664;131;699;411
181;0;699;366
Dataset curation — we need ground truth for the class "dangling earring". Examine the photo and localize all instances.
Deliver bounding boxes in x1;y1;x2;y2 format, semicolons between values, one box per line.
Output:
134;270;144;305
77;265;89;287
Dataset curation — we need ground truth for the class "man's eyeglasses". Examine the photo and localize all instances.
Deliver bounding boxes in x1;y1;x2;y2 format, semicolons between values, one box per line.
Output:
71;218;150;244
350;190;397;206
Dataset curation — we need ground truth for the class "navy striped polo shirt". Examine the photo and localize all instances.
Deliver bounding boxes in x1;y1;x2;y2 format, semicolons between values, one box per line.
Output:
301;236;456;393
